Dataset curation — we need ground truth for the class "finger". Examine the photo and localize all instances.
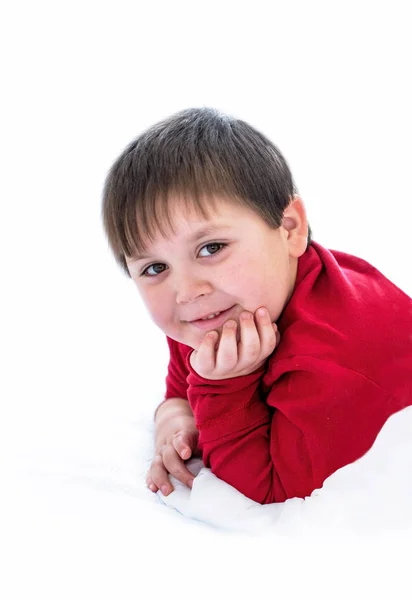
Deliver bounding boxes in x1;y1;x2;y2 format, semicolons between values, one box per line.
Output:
194;330;218;373
237;311;261;365
145;472;159;493
149;453;175;496
255;307;278;354
162;445;195;489
215;320;238;372
172;431;196;460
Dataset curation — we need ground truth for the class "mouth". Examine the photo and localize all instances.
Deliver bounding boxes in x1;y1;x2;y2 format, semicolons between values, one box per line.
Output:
188;306;236;330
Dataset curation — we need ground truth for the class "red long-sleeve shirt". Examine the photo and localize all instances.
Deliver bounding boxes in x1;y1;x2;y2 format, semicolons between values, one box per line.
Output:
164;241;412;503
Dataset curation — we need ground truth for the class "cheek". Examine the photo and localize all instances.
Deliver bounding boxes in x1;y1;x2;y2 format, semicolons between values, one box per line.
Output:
219;257;259;288
233;257;269;292
238;258;288;314
138;287;172;327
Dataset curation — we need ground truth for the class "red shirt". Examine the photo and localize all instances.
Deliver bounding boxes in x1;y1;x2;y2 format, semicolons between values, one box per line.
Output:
164;241;412;503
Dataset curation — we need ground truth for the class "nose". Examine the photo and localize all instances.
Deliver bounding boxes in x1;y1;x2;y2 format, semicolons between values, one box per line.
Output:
174;269;214;304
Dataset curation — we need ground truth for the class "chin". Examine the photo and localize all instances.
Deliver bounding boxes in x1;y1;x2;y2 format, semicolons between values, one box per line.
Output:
167;329;198;350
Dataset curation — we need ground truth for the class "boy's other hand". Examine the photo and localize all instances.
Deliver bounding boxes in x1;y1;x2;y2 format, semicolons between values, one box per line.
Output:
189;307;280;380
147;402;199;497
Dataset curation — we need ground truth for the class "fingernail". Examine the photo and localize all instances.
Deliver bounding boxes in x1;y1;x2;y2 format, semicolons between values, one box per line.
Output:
160;485;169;495
181;448;190;459
257;308;267;316
240;311;252;320
149;484;157;492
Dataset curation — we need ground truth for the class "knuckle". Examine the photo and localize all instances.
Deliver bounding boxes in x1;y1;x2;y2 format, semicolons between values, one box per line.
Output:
245;343;260;361
155;444;166;456
218;339;237;365
219;349;237;366
150;457;168;483
162;446;180;470
150;461;163;479
153;453;164;466
151;469;167;486
172;465;186;480
172;432;184;446
268;331;279;350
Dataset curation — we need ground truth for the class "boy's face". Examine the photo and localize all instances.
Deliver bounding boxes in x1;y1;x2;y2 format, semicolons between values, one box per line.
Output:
126;196;308;350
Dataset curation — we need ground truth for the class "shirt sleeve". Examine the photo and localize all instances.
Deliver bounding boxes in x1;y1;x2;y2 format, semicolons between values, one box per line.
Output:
186;355;395;504
164;336;191;400
267;357;397;500
186;359;277;504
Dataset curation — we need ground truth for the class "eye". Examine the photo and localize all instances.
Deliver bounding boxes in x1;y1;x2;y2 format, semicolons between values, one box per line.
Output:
139;243;226;278
198;242;226;257
140;263;167;277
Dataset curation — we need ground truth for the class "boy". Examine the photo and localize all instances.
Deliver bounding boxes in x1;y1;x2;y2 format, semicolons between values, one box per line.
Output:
102;108;412;504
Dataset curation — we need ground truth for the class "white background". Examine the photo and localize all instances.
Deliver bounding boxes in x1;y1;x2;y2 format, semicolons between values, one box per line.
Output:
1;1;411;598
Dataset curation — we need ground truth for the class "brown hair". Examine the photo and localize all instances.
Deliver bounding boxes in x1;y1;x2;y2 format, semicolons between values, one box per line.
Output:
102;107;312;276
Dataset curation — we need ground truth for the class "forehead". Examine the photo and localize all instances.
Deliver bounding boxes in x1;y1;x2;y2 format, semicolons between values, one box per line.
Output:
168;194;244;220
130;197;258;261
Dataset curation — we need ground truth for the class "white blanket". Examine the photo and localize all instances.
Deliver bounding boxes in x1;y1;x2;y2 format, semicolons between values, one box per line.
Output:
3;362;412;599
159;405;412;540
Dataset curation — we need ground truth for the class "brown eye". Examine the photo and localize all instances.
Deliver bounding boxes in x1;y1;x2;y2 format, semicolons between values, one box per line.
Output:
141;263;167;277
198;243;226;257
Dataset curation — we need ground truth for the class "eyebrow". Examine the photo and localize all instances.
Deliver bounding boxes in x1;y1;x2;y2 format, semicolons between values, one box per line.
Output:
133;224;231;260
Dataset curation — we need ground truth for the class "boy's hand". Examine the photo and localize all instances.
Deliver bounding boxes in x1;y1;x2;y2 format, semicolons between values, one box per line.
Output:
146;400;199;496
189;307;280;380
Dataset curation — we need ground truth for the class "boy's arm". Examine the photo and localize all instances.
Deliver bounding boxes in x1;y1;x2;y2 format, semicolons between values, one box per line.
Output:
147;397;199;494
154;397;198;460
186;364;277;503
154;395;190;421
155;396;192;429
187;357;398;504
147;338;197;495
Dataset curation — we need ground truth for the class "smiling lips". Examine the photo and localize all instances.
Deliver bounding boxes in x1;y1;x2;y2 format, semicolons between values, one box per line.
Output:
188;306;235;330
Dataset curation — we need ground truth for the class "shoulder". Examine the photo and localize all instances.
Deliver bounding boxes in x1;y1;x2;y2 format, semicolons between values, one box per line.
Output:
281;240;412;343
292;240;410;306
273;241;412;391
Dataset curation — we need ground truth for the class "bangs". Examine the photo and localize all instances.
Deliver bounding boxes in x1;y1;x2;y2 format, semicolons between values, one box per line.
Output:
123;191;233;260
102;107;300;276
105;147;240;262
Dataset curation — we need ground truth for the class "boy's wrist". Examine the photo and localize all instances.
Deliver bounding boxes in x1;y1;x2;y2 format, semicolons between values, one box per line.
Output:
154;396;192;424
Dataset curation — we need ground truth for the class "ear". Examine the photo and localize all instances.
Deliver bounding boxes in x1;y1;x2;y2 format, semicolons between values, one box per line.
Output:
281;195;309;258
